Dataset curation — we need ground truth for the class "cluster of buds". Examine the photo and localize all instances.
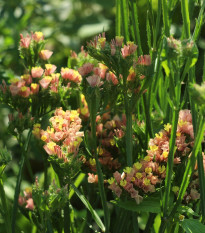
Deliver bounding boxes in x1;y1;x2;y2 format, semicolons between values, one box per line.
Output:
61;68;82;86
87;34;153;98
40;107;84;163
8;64;59;98
8;109;34;134
86;113;126;183
18;188;34;211
19;178;69;231
165;36;197;64
147;109;194;164
78;61;119;88
108;110;196;203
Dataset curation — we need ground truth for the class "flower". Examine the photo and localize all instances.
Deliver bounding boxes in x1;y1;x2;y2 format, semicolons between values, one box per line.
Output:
61;68;82;83
78;63;94;76
86;75;103;87
31;67;44;78
20;34;31;48
25;198;35;211
39;50;53;60
137;55;151;66
32;31;44;42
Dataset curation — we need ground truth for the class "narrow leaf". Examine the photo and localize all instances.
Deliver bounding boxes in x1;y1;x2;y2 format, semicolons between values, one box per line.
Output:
71;183;105;232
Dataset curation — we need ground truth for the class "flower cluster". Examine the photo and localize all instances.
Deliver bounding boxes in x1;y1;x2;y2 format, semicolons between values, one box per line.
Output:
19;178;69;231
18;188;34;211
40;107;84;163
85;113;126;183
108;110;195;204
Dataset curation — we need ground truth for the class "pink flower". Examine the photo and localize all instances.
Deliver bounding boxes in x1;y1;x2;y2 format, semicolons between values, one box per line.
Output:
78;63;94;76
31;67;44;78
32;32;44;42
21;74;32;85
50;74;59;93
39;50;53;60
45;64;57;76
86;75;103;87
88;173;98;183
25;198;35;211
121;45;130;58
179;110;192;123
115;36;124;47
61;68;82;83
39;76;52;89
137;55;151;66
31;83;39;94
19;86;30;98
106;72;118;85
20;34;31;48
113;171;122;184
108;182;122;197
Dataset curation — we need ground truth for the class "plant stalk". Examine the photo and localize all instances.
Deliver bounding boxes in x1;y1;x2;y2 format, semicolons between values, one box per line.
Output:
89;90;110;233
11;129;32;233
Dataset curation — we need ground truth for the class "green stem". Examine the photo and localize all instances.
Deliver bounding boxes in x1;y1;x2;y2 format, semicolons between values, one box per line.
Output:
121;0;130;42
130;0;142;55
125;110;133;167
116;0;121;36
46;218;54;233
0;178;12;233
89;93;110;233
192;0;205;42
153;0;162;50
144;213;156;233
43;154;48;191
197;150;205;223
11;129;32;233
162;0;170;37
162;107;179;216
64;200;70;233
181;0;190;38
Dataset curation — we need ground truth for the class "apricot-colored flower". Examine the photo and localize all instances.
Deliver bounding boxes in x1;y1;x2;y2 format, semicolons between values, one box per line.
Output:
31;67;44;78
20;34;31;48
39;50;53;60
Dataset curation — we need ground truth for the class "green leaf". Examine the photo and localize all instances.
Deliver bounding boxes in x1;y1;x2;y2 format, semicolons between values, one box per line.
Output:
178;206;199;217
71;183;105;232
111;196;161;213
180;219;205;233
69;173;85;200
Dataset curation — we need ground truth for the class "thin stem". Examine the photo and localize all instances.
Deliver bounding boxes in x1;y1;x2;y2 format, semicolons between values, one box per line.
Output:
197;150;205;223
43;154;49;191
121;0;130;42
125;111;133;166
181;0;191;38
64;200;70;233
153;0;162;50
89;92;110;233
162;0;170;37
116;0;121;36
11;129;32;233
162;107;179;216
130;0;142;55
192;0;205;42
0;178;12;233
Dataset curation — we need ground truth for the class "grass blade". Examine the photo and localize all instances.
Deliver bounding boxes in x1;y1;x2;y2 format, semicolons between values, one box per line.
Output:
71;183;105;232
